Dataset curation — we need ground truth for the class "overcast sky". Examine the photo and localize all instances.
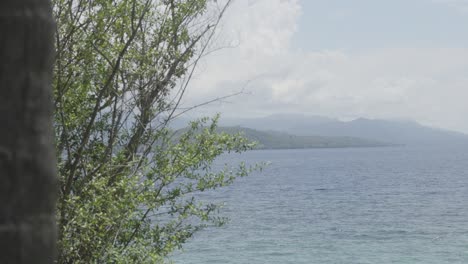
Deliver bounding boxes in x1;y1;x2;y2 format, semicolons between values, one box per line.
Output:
181;0;468;133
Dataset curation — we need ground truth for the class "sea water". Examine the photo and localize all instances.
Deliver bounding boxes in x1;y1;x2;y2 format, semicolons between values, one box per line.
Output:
171;146;468;263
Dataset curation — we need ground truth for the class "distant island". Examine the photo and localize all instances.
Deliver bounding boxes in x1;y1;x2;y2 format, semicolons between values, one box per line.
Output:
218;114;468;147
218;126;395;149
172;113;468;149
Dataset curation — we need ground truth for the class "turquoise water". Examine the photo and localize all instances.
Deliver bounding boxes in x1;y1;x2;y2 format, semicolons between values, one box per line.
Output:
171;146;468;263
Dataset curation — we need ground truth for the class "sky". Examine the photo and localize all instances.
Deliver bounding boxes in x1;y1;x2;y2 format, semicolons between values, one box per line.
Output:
181;0;468;133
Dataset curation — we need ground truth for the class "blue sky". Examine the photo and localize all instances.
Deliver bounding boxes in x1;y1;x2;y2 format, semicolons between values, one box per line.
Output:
295;0;468;51
184;0;468;133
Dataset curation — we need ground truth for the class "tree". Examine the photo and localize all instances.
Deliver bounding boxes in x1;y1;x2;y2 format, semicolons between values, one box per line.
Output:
0;0;57;263
53;0;258;262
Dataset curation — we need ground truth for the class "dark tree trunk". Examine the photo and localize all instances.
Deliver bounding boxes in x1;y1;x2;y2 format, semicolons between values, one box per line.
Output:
0;0;57;263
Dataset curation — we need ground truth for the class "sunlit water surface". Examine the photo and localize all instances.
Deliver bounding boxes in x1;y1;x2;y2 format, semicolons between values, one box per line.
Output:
171;146;468;264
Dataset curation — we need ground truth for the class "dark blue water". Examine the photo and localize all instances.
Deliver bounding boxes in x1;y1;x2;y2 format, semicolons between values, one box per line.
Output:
171;146;468;263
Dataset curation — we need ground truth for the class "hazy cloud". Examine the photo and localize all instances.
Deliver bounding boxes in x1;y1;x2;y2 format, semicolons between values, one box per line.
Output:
432;0;468;12
181;0;468;133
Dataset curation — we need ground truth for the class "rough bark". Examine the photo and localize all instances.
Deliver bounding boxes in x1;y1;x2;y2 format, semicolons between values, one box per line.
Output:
0;0;57;263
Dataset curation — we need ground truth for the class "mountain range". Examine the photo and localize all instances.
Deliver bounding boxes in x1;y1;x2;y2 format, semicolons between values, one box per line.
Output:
219;114;468;146
170;113;468;149
216;126;393;149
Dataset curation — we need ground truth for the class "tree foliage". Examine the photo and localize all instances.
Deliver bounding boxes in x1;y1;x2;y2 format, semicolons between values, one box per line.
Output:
52;0;257;262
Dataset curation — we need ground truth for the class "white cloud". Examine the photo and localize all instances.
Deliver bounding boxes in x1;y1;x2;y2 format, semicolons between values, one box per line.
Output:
181;0;468;133
432;0;468;12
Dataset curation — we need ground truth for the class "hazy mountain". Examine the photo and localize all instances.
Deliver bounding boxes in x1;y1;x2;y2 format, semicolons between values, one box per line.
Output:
220;114;468;146
222;114;336;130
218;127;393;149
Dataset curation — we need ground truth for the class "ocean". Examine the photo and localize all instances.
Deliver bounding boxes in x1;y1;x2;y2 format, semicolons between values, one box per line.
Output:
171;146;468;263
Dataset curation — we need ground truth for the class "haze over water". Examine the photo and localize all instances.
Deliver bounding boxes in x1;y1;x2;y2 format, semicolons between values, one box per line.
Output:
172;145;468;264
